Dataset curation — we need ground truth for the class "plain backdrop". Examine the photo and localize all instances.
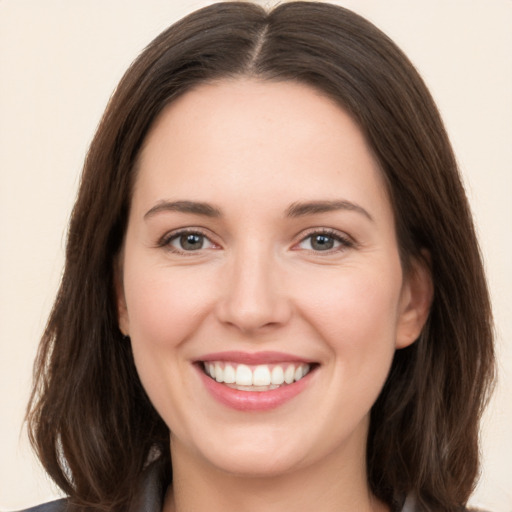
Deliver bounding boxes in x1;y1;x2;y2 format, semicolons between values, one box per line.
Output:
1;1;511;510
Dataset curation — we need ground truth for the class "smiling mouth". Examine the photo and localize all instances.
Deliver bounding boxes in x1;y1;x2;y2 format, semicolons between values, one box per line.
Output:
201;361;314;391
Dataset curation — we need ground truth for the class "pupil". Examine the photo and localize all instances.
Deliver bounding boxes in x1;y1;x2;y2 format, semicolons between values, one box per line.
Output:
181;233;203;250
312;234;334;251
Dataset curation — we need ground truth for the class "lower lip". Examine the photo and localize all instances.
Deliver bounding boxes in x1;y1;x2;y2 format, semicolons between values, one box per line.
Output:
196;365;314;411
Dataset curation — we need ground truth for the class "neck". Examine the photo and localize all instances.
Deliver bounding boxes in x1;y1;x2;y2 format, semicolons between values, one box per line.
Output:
163;430;389;512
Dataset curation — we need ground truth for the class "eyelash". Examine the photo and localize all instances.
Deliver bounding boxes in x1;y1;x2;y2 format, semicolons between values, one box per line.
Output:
294;228;355;254
158;228;217;256
157;228;355;255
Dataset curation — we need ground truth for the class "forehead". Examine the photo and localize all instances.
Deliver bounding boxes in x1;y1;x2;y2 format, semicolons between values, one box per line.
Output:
134;79;391;221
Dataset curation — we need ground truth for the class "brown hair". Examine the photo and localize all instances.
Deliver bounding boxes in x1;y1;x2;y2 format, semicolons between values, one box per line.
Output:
27;2;495;511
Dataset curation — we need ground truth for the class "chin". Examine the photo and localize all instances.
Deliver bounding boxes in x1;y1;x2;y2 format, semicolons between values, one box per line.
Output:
207;450;304;479
180;428;311;478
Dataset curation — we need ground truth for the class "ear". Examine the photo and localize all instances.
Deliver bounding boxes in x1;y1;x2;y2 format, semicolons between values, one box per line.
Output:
114;256;130;337
396;253;434;349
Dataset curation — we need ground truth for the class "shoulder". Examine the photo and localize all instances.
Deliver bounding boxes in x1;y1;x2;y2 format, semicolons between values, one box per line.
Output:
11;498;69;512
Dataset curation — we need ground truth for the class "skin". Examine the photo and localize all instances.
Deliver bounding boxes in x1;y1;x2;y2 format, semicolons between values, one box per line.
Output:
117;79;432;512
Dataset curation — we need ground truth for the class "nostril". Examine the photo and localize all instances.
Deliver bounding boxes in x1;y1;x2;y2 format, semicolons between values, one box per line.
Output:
215;293;292;333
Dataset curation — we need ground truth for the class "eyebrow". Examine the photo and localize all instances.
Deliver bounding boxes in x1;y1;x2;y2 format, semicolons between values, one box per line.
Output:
144;200;222;219
285;200;374;222
144;198;373;222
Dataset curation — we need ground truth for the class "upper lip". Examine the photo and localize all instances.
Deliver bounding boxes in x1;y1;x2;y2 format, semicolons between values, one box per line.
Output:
197;351;314;365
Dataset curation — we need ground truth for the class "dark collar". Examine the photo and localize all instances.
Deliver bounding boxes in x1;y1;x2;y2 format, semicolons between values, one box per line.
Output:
127;457;166;512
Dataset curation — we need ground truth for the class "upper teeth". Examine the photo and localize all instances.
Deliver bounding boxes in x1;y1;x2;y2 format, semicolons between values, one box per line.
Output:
204;362;311;387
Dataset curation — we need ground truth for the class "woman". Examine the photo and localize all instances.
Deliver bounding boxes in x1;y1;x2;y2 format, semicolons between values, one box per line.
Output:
21;2;495;511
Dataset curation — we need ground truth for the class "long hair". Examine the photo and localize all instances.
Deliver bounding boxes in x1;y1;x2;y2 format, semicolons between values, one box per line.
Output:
27;3;495;511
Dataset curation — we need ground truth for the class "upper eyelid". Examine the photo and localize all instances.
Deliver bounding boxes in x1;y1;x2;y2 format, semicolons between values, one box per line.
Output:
295;227;353;242
158;227;217;246
162;226;214;237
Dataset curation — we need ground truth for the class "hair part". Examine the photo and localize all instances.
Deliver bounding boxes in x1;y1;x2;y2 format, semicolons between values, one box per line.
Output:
27;3;495;511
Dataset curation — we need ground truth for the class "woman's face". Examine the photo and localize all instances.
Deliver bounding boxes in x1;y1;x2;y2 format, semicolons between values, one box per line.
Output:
117;79;430;478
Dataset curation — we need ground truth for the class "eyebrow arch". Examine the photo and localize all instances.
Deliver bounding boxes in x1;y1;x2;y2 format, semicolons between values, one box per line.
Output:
144;200;222;219
285;200;374;222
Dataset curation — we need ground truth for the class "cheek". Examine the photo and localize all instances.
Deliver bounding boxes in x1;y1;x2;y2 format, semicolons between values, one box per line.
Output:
295;263;403;355
123;264;215;430
123;264;214;348
300;265;402;421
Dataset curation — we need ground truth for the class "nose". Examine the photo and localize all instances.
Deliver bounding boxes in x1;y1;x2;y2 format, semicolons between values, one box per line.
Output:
215;247;292;334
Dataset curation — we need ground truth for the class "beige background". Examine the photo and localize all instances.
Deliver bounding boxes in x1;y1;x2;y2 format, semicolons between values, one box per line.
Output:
1;1;511;510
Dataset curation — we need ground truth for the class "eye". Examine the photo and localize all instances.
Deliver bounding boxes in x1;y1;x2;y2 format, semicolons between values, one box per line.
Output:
162;230;217;253
296;230;353;253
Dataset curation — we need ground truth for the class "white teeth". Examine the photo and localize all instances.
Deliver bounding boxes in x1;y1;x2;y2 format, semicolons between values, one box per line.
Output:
252;365;271;386
235;364;253;386
284;365;295;384
203;361;312;389
223;364;236;384
271;366;285;385
214;362;224;383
